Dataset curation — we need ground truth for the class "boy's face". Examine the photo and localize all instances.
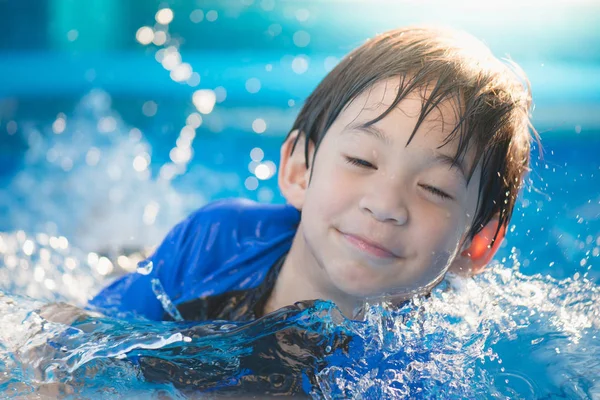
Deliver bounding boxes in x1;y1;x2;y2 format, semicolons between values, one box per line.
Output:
292;79;481;301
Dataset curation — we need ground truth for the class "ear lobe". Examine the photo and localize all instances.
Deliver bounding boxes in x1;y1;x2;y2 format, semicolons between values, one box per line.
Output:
278;130;314;210
460;219;506;274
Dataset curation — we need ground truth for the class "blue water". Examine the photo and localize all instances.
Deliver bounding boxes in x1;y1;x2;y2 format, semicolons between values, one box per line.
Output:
1;1;599;398
0;89;598;398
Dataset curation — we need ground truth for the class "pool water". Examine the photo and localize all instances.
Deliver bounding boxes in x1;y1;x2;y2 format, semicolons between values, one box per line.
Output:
1;1;599;396
0;88;598;399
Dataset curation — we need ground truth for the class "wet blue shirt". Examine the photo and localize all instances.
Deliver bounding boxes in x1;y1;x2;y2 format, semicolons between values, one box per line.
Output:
88;198;301;321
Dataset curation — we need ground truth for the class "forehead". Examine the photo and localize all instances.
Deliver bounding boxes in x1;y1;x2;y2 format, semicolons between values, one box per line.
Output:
338;78;462;148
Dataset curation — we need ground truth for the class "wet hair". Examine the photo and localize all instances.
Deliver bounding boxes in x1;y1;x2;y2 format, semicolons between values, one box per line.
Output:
286;26;538;242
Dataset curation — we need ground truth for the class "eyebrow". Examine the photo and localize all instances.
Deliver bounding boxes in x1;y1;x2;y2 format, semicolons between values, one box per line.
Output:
347;122;392;146
346;121;468;182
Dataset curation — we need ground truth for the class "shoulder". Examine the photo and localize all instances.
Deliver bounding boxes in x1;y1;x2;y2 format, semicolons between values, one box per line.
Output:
169;198;299;263
193;197;262;219
188;197;300;235
166;198;299;300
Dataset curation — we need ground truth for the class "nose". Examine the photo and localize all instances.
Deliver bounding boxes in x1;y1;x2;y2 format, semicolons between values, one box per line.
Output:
359;183;409;226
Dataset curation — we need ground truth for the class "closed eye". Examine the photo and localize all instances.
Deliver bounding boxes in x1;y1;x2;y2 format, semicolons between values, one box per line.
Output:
420;184;454;200
345;156;376;169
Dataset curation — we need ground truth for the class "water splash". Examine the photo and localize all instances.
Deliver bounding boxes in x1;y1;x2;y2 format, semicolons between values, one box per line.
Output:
0;231;104;304
0;254;598;398
150;278;183;322
312;264;600;399
136;260;153;276
0;90;204;255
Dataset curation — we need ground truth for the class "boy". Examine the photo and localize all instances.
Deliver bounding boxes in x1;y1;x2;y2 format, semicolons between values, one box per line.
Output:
31;25;535;396
89;26;534;323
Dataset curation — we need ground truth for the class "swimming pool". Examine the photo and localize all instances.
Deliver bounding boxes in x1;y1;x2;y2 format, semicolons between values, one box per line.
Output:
1;1;599;398
0;88;598;398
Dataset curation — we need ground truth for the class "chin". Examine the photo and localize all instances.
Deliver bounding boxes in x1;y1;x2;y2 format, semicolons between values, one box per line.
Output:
327;260;438;300
325;261;385;298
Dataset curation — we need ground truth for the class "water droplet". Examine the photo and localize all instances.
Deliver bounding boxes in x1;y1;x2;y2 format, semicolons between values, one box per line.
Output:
136;260;154;275
151;278;183;322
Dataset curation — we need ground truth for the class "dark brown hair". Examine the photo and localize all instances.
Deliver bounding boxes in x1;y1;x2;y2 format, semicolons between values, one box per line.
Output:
287;26;538;242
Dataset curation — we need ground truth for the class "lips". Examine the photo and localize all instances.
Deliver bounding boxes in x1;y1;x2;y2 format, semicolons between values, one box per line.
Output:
339;231;399;259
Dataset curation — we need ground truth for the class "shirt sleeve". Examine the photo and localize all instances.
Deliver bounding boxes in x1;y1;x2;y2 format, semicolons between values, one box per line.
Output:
87;205;212;321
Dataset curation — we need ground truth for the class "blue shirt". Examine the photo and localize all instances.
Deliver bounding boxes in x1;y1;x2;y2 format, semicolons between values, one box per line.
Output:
88;198;301;321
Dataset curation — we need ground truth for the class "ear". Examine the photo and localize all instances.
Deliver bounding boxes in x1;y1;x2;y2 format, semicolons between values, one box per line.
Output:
278;130;315;210
449;218;506;276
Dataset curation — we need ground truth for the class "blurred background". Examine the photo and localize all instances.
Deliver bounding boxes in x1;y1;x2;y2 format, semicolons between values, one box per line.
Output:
0;0;598;281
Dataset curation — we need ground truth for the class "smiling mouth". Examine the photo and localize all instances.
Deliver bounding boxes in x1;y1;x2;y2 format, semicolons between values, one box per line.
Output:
339;231;398;259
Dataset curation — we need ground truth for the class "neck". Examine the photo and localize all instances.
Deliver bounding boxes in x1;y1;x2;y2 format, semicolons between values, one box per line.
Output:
262;226;359;318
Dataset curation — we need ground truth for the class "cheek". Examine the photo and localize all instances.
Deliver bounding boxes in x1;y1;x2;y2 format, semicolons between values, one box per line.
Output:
307;159;358;214
414;207;465;259
406;222;457;289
